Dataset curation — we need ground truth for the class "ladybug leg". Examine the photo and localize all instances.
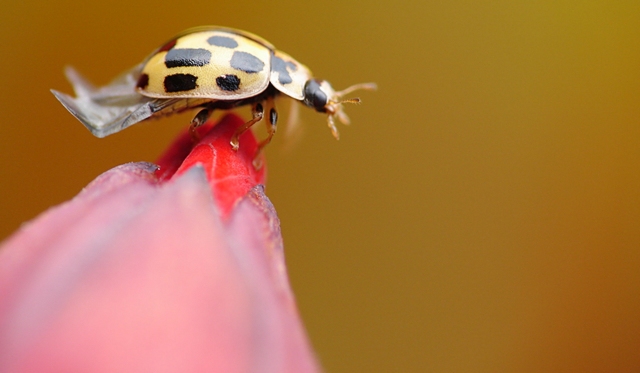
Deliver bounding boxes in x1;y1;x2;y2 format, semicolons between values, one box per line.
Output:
230;102;264;151
253;99;278;169
327;114;340;140
189;107;213;141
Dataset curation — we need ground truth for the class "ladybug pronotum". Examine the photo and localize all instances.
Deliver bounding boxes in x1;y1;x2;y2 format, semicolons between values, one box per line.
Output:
52;26;376;153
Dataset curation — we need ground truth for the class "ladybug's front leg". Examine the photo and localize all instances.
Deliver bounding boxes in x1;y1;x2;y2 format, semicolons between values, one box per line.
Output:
230;102;264;151
259;99;278;149
327;114;340;140
253;97;278;169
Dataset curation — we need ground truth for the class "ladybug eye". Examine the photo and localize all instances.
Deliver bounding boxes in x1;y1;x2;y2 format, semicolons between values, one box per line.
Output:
303;79;329;113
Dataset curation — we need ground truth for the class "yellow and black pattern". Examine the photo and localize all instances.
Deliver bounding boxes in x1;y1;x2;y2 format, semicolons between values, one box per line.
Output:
269;50;313;101
137;30;272;100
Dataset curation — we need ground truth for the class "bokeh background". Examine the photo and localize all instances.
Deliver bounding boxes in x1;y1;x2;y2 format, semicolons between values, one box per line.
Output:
2;1;639;371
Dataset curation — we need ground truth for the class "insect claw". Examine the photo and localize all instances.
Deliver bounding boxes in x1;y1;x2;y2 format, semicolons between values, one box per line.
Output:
252;156;265;170
230;137;240;151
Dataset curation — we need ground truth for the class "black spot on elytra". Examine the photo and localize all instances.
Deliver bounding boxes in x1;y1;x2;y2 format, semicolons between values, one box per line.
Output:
158;39;177;52
216;74;241;91
271;55;297;85
230;51;265;73
207;35;238;48
136;73;149;89
165;48;212;68
164;73;198;92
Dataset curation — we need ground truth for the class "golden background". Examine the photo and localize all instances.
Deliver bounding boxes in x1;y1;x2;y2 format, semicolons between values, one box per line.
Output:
1;1;639;371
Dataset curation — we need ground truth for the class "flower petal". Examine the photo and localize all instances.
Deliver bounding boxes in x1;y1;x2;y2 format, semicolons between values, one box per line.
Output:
156;114;266;218
0;118;319;372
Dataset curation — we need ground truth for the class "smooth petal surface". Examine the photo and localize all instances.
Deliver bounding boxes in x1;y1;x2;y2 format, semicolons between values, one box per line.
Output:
0;117;319;372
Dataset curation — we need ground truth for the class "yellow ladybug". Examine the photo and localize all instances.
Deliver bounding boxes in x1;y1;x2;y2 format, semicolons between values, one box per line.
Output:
52;26;376;152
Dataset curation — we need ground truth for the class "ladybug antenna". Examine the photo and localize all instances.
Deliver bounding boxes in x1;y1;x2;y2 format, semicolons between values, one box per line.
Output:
335;82;378;98
325;82;377;139
331;83;377;123
336;97;362;105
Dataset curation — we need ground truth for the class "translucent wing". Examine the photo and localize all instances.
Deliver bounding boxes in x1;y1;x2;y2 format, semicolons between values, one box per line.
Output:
51;66;197;138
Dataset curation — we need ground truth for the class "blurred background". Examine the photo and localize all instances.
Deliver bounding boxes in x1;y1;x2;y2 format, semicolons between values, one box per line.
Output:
1;1;639;371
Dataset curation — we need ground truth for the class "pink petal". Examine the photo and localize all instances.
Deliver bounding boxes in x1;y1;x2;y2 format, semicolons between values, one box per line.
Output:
0;134;319;371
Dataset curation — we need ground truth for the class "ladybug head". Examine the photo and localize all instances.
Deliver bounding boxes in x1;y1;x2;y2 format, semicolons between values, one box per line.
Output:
303;79;377;140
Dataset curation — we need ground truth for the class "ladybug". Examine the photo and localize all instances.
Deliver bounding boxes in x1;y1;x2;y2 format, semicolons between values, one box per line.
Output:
52;26;376;152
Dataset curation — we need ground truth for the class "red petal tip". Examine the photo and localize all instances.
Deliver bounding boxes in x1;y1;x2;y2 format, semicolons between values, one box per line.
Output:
155;114;267;218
